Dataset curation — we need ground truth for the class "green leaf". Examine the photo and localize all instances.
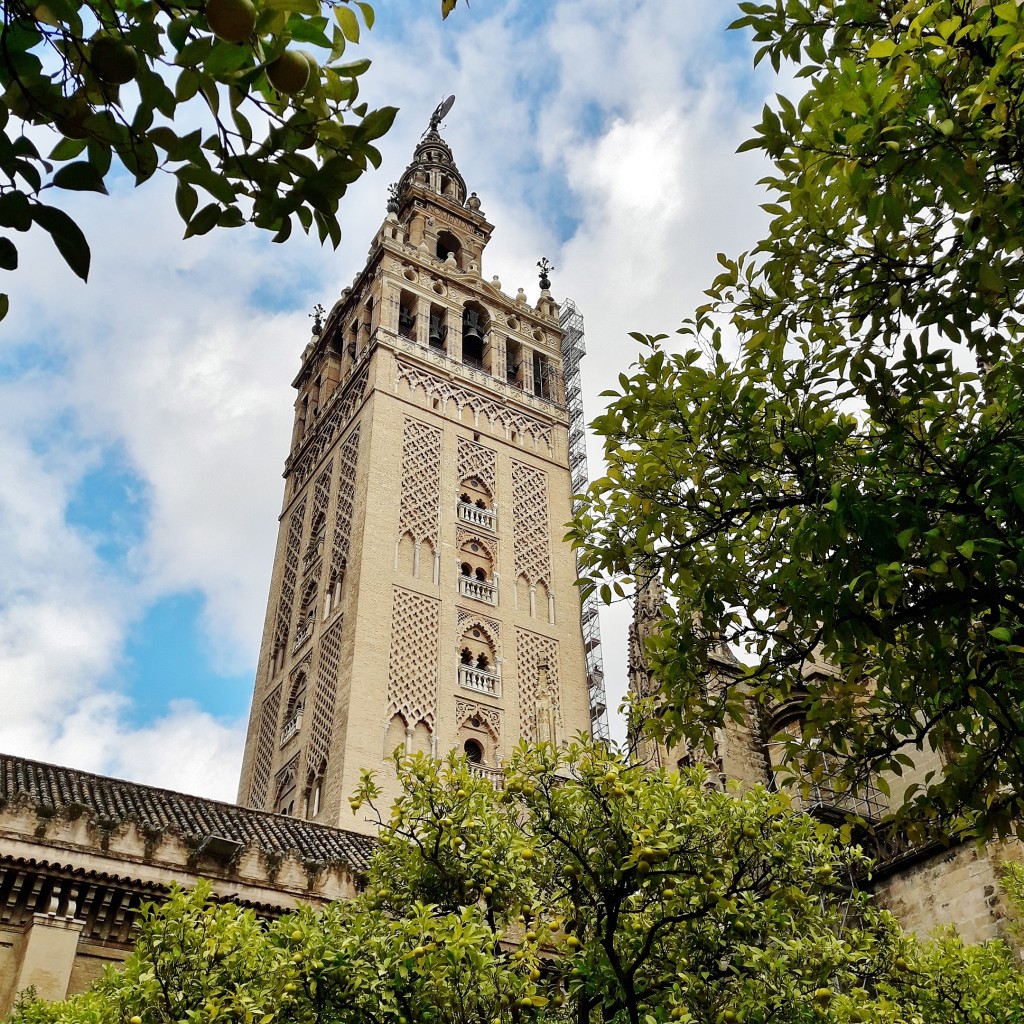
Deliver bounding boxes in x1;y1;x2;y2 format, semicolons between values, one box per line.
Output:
0;293;8;320
48;136;89;162
183;202;221;238
335;4;360;42
52;161;108;194
356;1;374;28
0;191;32;231
0;236;17;271
866;38;896;59
175;179;199;223
358;106;398;141
31;203;90;281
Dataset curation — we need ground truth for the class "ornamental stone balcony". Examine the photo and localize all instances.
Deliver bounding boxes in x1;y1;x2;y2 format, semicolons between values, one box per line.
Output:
458;576;497;605
457;501;496;531
458;664;500;697
280;711;303;747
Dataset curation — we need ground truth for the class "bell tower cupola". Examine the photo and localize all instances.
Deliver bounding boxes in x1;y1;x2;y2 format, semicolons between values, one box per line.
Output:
392;96;493;275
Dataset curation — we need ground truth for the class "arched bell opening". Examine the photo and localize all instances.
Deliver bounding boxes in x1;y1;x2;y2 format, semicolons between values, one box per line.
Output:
398;289;417;340
461;301;489;370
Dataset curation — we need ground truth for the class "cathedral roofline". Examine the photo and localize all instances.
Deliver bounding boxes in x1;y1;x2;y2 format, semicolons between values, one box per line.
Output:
0;751;374;874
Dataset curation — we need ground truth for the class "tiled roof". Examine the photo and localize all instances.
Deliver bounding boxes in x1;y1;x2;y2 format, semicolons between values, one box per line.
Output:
0;752;374;873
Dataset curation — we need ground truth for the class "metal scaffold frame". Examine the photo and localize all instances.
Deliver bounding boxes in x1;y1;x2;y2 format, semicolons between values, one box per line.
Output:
559;298;610;744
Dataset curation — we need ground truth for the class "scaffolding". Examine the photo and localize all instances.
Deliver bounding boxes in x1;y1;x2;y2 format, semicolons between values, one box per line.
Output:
559;299;610;744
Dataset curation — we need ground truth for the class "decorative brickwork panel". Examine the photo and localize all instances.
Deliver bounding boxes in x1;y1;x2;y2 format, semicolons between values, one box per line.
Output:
307;617;344;774
292;365;369;486
516;629;560;743
455;698;501;741
331;425;361;578
249;685;282;808
275;500;306;644
457;437;497;495
275;753;300;801
397;360;552;449
389;587;440;730
398;417;442;546
511;461;552;586
303;463;333;575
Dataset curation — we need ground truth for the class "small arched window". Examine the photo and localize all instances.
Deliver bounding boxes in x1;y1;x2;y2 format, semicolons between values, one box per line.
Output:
475;567;487;582
464;739;483;764
436;230;461;263
461;647;473;665
461;562;472;576
476;652;490;671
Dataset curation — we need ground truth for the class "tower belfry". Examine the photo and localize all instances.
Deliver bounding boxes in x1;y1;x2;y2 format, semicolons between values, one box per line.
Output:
237;108;598;832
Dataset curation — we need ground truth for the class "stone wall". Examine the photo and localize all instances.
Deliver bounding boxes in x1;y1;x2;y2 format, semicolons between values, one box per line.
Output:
871;839;1024;944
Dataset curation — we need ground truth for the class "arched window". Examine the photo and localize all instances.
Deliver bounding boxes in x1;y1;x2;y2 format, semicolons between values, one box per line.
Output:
461;647;473;665
476;652;490;670
461;562;472;576
475;566;487;581
464;739;483;764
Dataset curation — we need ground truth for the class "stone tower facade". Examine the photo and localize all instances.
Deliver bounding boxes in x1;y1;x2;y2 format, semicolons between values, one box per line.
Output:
236;120;593;834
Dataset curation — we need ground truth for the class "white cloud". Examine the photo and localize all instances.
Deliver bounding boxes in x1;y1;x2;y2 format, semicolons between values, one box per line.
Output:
0;0;783;784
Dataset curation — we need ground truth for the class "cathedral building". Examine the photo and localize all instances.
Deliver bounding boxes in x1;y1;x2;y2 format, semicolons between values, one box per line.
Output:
0;112;1013;1011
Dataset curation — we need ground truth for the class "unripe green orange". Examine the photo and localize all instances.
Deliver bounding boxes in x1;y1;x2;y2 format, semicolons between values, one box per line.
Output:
267;49;310;94
90;34;139;84
205;0;257;43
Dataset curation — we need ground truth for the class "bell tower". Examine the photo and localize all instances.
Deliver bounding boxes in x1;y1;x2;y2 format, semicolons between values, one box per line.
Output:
236;106;602;833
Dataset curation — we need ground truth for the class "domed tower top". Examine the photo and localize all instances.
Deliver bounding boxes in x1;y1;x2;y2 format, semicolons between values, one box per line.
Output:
396;96;468;206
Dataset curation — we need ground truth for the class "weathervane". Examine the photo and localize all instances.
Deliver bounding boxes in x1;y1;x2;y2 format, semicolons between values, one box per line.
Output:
537;258;554;291
427;94;455;134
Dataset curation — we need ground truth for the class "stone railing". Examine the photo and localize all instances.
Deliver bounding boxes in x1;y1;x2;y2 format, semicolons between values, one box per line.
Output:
468;763;505;789
457;502;496;531
280;711;302;746
458;664;500;697
459;576;497;605
292;619;313;654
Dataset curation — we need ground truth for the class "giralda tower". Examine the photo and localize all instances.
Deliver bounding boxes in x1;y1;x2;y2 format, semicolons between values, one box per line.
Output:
237;106;605;834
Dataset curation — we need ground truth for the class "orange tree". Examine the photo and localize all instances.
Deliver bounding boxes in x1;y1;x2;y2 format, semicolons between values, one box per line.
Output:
0;0;462;320
572;0;1024;841
11;743;1024;1024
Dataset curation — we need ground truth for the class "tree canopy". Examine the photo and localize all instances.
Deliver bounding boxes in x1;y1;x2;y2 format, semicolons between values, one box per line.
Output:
10;743;1024;1024
573;0;1024;840
0;0;461;321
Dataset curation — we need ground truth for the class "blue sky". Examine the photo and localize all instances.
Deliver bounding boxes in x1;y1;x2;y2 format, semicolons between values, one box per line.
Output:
0;0;778;799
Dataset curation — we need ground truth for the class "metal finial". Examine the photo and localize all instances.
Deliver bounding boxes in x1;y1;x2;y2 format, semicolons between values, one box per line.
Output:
537;258;554;291
386;182;400;212
310;303;326;335
428;94;455;134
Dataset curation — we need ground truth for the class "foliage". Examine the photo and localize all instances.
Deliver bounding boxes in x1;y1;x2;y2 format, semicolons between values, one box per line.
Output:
572;0;1024;840
0;0;461;321
10;743;1024;1024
